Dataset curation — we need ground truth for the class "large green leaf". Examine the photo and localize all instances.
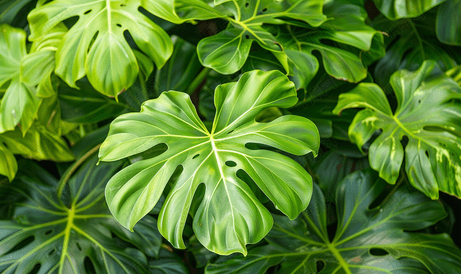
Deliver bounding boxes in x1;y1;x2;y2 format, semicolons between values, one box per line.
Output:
0;153;186;273
174;0;326;74
372;15;461;90
0;24;40;134
28;0;174;98
276;3;384;85
333;61;461;199
436;0;461;45
373;0;445;20
99;70;320;255
206;169;461;273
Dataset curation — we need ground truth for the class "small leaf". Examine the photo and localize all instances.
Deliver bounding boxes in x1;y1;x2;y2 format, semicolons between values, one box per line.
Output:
99;70;320;255
0;143;17;182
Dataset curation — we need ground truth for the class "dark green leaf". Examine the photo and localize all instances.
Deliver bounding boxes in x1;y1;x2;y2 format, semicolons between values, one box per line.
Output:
436;0;461;45
206;169;461;273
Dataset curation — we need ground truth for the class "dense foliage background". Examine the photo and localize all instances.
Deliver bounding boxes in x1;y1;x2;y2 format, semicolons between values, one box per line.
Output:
1;0;461;273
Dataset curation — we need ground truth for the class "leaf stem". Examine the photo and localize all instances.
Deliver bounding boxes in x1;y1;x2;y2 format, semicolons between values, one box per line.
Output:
186;67;211;94
57;144;102;199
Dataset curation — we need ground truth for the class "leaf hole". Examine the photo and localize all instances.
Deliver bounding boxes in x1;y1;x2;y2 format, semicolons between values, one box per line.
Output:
316;260;325;272
120;3;127;6
262;7;268;12
44;229;53;236
400;135;409;148
9;236;34;253
76;242;82;251
30;264;41;274
83;10;91;15
425;150;429;157
225;161;237;167
370;248;389;256
245;34;250;39
245;2;249;7
227;130;234;135
84;257;96;273
48;249;56;256
116;23;122;28
418;99;421;104
192;154;200;159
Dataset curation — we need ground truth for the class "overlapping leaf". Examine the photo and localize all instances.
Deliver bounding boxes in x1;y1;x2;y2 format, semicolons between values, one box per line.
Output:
0;24;40;133
0;153;186;273
372;14;461;90
436;0;461;45
373;0;445;20
333;61;461;199
275;3;384;86
28;0;174;98
206;169;461;273
174;0;327;74
99;70;320;255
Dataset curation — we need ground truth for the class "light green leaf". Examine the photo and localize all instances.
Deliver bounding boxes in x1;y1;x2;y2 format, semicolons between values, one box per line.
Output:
0;153;180;273
99;70;320;255
333;60;461;199
20;23;68;98
0;143;17;182
28;0;173;98
0;24;40;134
176;0;326;74
447;65;461;85
373;0;446;20
206;169;461;274
0;123;74;162
436;0;461;45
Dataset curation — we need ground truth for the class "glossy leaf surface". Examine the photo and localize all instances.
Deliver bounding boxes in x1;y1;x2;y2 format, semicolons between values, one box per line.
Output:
206;169;461;273
28;0;173;98
175;0;326;74
333;61;461;199
0;154;182;273
0;24;40;133
372;15;461;90
373;0;445;20
99;70;320;255
277;3;383;85
436;0;461;45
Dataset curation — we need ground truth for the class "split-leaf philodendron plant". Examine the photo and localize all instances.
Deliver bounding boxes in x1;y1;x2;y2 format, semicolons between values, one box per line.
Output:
1;0;461;273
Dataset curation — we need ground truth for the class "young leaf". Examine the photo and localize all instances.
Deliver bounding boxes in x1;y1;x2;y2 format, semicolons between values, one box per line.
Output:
0;155;178;273
175;0;327;74
206;169;461;273
333;60;461;199
99;70;320;255
0;24;40;134
28;0;174;98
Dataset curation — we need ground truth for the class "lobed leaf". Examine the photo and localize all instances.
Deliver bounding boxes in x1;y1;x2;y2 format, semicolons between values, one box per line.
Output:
28;0;174;98
99;70;320;255
333;60;461;199
206;169;461;273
